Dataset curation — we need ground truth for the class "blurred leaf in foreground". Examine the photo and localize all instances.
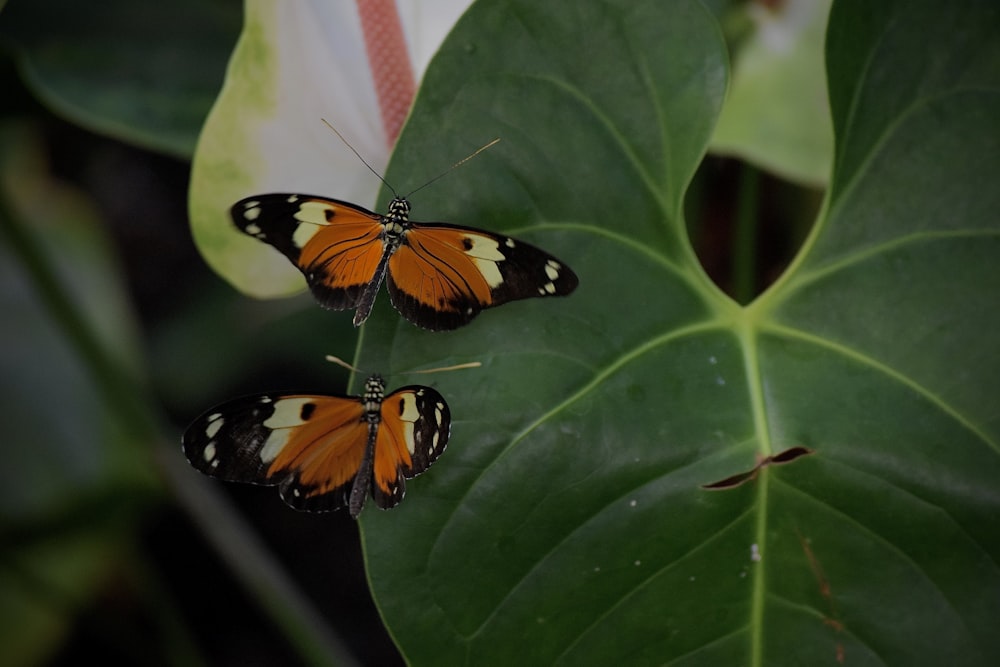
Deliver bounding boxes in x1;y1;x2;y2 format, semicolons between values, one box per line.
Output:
0;121;157;666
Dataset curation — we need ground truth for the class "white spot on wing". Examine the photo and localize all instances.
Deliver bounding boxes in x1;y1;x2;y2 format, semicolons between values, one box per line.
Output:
397;394;420;454
259;397;313;462
474;260;503;288
402;423;416;454
545;261;561;281
398;394;420;422
291;201;331;248
295;201;332;225
245;222;262;236
203;442;217;462
205;418;224;440
263;398;314;428
260;429;291;463
463;235;505;261
463;235;506;288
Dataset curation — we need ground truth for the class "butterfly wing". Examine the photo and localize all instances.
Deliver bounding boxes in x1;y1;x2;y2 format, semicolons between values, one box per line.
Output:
231;194;387;312
182;392;370;512
387;223;579;330
370;385;451;510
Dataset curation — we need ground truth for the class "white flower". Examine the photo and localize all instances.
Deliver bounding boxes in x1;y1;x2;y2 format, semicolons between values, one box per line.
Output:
189;0;472;297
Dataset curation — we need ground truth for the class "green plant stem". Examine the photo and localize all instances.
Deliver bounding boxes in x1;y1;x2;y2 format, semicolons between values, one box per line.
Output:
733;164;760;304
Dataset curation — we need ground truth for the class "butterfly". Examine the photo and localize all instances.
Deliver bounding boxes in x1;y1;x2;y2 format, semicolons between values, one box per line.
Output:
231;192;579;331
181;374;450;518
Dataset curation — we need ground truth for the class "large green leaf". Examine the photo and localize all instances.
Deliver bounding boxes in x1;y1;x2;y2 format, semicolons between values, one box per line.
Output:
349;0;1000;664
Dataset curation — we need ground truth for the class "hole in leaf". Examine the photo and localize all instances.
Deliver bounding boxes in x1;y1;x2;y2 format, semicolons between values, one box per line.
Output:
685;156;823;304
701;445;814;490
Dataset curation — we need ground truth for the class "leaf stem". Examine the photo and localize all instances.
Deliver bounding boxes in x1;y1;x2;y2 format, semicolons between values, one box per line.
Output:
733;163;760;305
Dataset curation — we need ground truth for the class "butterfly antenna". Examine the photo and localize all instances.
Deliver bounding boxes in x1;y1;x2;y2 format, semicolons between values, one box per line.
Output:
404;138;501;199
408;361;482;375
329;354;479;376
321;119;399;198
325;355;364;374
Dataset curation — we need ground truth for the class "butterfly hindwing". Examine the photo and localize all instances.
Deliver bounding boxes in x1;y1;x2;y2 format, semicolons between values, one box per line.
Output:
388;224;579;330
181;376;452;517
231;194;385;312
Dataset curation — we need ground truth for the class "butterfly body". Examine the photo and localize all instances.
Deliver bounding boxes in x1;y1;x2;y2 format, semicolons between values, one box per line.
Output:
232;193;578;330
182;374;451;518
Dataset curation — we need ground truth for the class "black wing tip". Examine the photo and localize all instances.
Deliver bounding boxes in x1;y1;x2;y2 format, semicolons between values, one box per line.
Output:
538;263;580;297
556;262;580;295
535;250;579;297
228;193;288;222
228;193;316;232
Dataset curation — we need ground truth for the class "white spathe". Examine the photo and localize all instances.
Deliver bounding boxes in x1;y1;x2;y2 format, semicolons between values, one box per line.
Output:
189;0;472;298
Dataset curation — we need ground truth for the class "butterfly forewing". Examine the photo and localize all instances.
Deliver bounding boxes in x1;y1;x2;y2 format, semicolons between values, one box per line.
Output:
388;224;579;330
231;194;385;311
182;391;369;512
371;385;452;510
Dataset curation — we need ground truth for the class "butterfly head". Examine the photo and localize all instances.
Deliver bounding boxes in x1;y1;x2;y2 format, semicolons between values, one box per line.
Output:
386;197;411;223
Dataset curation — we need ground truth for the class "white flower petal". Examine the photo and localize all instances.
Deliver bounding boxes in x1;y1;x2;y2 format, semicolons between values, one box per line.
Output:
189;0;471;298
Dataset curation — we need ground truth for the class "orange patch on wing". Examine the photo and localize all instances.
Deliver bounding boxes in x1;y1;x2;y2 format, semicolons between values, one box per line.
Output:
372;426;408;496
390;229;495;310
299;219;385;290
373;393;422;494
267;399;367;495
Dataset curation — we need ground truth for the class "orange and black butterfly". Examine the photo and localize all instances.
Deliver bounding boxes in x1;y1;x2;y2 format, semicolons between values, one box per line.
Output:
182;375;450;518
231;192;579;331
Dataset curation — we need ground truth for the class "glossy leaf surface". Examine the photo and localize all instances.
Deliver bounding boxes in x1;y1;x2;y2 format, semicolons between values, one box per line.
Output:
352;1;1000;664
